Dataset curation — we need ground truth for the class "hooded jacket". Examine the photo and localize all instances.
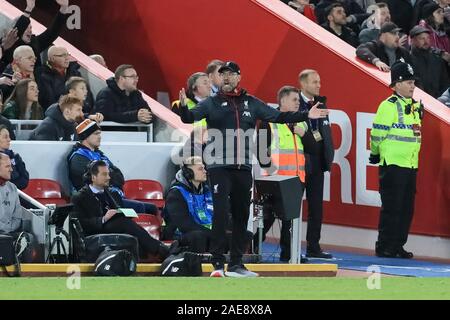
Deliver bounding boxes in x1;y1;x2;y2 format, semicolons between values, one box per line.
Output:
94;77;151;123
28;103;77;141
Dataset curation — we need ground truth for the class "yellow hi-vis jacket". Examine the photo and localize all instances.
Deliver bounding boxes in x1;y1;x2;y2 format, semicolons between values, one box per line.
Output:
269;123;306;183
370;94;422;169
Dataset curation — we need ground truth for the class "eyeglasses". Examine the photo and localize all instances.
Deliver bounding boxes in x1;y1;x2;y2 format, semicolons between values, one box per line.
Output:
54;53;70;58
220;72;238;78
123;75;139;79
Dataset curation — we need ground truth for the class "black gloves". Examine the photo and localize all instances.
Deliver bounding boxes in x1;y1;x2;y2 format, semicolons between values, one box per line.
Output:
369;154;380;164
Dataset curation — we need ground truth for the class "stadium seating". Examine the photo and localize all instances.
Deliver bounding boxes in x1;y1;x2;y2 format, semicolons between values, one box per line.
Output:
123;179;165;209
133;213;162;240
23;179;68;206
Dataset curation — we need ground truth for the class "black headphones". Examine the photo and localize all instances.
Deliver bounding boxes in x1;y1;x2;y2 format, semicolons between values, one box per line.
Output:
181;164;195;181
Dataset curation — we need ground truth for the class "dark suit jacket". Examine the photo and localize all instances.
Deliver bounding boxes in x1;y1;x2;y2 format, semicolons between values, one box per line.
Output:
299;96;335;174
71;185;123;235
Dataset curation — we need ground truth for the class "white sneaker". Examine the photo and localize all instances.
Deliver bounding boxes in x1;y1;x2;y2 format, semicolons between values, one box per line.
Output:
210;269;226;277
225;265;259;278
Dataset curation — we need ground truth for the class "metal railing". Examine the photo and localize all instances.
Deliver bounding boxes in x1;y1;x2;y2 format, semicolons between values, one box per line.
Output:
10;120;153;142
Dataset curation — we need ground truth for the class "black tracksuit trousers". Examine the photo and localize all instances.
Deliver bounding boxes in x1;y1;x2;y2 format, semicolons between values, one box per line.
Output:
208;167;253;269
377;165;417;251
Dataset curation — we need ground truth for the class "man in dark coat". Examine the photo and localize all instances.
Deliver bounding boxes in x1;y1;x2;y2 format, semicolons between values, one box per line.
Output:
322;2;359;47
71;160;173;260
29;95;83;141
298;69;335;259
38;46;94;112
94;64;153;123
356;22;413;71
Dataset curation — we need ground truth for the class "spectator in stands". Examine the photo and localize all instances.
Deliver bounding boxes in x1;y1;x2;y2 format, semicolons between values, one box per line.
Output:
29;95;83;141
163;156;213;253
2;79;43;120
89;54;107;68
71;160;175;260
383;0;420;34
316;0;369;34
0;0;71;69
66;77;103;122
438;86;450;106
322;3;359;47
356;22;413;71
67;119;158;214
94;64;153;124
288;0;318;22
0;45;36;103
355;0;376;11
0;116;15;140
38;46;95;112
0;124;29;190
206;60;224;95
0;28;19;74
0;93;15;139
410;25;450;97
359;2;391;44
419;2;450;55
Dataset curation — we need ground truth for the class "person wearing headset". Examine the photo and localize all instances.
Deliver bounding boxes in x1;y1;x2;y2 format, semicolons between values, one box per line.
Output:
369;60;423;259
71;160;176;260
162;156;213;253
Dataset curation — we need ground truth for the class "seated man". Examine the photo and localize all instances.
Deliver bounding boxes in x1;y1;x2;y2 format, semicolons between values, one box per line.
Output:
0;153;34;262
67;119;157;214
71;160;173;260
29;95;83;141
39;46;95;112
163;156;212;253
94;64;153;123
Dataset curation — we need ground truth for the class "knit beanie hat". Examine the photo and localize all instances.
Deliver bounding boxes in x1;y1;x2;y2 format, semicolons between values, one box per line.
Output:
76;119;101;141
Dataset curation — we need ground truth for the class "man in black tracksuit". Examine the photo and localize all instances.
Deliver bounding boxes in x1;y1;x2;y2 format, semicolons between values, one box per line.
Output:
178;61;329;277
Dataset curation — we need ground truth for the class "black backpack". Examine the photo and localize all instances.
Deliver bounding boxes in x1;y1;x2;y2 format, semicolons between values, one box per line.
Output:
160;251;204;277
94;247;137;276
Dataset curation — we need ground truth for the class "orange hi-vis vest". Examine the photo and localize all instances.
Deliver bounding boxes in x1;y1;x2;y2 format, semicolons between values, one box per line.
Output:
269;123;305;183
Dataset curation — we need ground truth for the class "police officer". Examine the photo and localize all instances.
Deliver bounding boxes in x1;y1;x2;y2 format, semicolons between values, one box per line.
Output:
370;60;423;259
178;61;329;277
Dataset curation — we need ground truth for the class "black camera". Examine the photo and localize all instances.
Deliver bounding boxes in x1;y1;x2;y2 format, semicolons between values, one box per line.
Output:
48;204;74;229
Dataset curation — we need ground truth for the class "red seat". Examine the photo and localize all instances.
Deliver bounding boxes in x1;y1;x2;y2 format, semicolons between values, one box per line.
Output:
133;213;162;240
23;179;68;205
123;179;165;208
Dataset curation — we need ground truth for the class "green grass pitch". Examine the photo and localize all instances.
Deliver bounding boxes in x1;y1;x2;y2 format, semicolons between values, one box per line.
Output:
1;277;450;300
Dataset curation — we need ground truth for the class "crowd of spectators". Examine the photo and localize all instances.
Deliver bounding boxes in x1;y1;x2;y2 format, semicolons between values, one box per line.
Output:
281;0;450;100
